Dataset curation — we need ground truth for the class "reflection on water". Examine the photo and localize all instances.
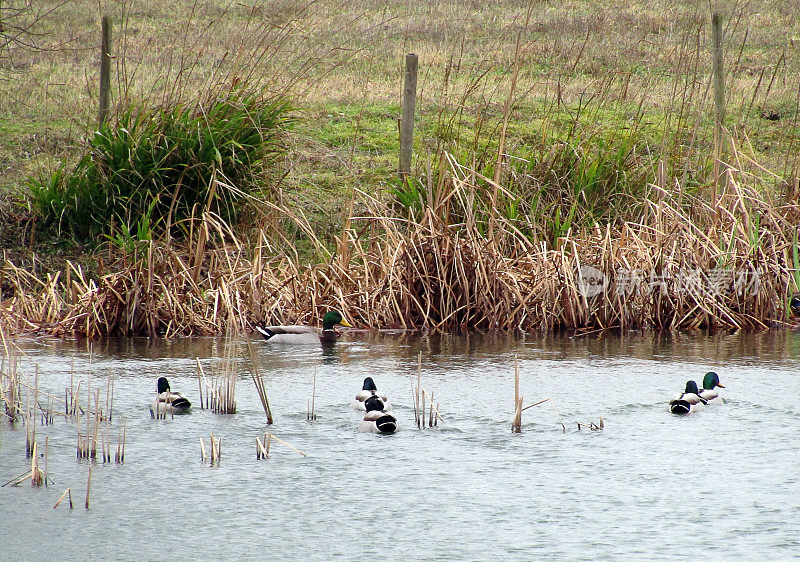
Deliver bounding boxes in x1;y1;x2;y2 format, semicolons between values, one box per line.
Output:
2;330;800;559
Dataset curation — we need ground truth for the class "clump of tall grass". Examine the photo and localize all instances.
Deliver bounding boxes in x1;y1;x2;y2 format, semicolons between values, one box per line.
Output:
30;91;289;243
392;133;654;247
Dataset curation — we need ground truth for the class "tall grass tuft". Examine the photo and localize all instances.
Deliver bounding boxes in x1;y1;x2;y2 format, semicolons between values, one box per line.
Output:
30;91;289;242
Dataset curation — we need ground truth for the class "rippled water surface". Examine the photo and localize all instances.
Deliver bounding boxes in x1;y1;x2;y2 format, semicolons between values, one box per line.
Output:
2;331;800;559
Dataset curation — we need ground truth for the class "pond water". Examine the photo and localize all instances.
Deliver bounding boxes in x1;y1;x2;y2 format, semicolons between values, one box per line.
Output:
2;330;800;559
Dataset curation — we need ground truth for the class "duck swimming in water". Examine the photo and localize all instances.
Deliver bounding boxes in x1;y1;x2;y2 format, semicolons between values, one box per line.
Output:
256;310;351;345
151;377;191;416
668;380;706;415
698;371;725;404
350;377;392;411
359;395;398;435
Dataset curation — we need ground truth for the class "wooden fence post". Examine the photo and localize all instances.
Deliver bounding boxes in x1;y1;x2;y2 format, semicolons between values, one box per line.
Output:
98;16;112;127
712;12;725;200
399;53;418;180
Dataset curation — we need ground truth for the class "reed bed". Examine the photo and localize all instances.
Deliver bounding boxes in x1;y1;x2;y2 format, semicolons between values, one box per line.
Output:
197;341;239;414
0;139;798;336
202;343;238;415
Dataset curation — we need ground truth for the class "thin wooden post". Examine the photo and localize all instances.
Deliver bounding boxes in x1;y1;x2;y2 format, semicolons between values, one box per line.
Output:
399;53;418;180
712;12;725;200
98;16;112;127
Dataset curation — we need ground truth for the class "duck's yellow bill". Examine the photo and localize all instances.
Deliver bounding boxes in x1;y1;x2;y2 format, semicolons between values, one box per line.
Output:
340;319;352;327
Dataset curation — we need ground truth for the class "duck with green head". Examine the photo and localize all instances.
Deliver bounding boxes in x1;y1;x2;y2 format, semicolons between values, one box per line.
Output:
256;310;351;345
669;380;706;415
151;377;191;416
698;371;725;404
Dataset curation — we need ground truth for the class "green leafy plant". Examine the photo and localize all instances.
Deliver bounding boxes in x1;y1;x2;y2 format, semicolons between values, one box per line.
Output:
30;91;289;242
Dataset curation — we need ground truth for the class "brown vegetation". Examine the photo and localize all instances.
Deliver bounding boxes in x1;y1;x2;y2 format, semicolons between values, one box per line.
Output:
1;138;797;336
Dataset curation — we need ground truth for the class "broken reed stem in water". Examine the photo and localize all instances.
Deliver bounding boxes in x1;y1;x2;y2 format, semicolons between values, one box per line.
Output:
417;352;422;428
421;388;443;425
577;417;604;431
31;441;43;486
43;436;48;487
521;398;551;411
3;468;34;487
409;372;418;427
308;366;316;421
512;397;523;434
85;376;91;455
103;415;111;462
256;435;269;460
53;488;73;509
197;358;204;409
512;356;522;433
422;388;444;427
91;388;101;459
247;342;271;423
116;424;123;463
85;464;92;509
264;432;305;457
206;433;221;465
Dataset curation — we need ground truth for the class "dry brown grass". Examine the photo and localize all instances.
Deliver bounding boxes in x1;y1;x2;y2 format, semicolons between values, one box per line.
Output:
1;134;797;336
2;0;800;335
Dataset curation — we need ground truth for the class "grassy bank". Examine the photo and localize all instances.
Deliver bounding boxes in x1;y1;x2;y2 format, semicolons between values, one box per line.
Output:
1;0;799;335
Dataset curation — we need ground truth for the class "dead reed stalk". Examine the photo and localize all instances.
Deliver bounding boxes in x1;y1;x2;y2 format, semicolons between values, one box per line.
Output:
307;367;316;421
512;356;522;433
85;464;92;509
246;342;271;422
263;432;305;457
255;434;270;460
203;433;221;465
53;488;73;509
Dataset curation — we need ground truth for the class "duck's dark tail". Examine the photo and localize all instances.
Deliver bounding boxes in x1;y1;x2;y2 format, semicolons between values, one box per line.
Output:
172;397;192;411
255;326;275;341
669;400;691;415
375;414;397;434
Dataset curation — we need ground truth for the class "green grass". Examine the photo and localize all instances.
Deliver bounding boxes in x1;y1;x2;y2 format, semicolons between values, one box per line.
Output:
2;0;800;255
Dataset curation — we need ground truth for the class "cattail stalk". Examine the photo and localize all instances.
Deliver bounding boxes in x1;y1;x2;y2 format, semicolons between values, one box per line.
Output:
85;464;92;509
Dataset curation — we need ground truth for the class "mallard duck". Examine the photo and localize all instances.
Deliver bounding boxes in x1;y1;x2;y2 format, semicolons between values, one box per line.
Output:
698;371;725;404
668;380;706;415
359;395;398;435
151;377;191;416
256;310;351;345
350;377;392;411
